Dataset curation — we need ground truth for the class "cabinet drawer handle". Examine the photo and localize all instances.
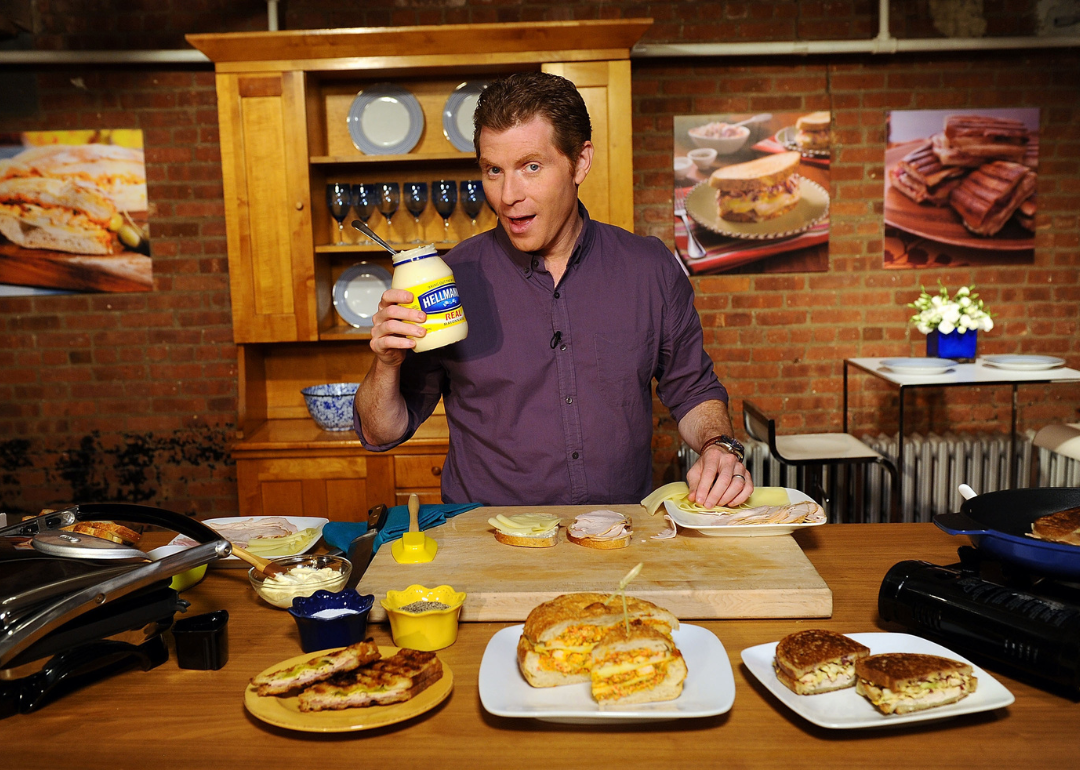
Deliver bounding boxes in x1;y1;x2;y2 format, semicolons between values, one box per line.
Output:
431;465;442;477
295;201;304;211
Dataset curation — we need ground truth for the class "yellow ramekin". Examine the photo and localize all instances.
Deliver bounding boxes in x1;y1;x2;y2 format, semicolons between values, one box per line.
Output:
380;584;466;651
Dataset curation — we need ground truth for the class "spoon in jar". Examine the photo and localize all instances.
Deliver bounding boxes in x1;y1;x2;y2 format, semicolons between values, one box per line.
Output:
352;219;397;255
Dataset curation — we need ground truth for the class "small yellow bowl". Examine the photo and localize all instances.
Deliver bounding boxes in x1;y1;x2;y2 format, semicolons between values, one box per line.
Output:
380;584;466;651
147;545;207;592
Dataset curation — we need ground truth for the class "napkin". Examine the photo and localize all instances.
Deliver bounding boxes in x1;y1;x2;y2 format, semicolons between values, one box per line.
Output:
322;503;483;557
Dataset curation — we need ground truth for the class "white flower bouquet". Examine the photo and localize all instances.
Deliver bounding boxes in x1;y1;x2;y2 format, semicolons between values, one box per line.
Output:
908;283;993;336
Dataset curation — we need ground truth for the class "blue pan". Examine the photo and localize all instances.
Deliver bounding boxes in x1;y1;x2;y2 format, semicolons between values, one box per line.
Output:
934;487;1080;580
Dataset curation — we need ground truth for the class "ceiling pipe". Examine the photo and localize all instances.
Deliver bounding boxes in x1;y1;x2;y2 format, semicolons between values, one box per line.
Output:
0;0;1076;66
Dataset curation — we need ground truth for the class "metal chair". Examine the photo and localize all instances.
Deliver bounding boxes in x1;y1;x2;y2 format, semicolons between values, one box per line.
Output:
742;400;900;522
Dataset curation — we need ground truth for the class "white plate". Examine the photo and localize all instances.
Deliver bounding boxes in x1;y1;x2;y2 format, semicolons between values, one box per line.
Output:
981;354;1065;371
685;178;829;240
663;487;823;537
741;632;1014;729
776;125;831;158
479;624;735;724
347;83;424;155
333;263;392;328
167;516;328;568
880;357;957;375
442;81;488;153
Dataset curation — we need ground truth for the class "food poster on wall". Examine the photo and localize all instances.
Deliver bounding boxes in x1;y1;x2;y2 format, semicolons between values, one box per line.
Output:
672;111;830;275
883;108;1038;269
0;129;151;294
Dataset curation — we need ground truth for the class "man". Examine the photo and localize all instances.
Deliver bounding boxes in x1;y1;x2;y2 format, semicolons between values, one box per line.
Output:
354;72;752;508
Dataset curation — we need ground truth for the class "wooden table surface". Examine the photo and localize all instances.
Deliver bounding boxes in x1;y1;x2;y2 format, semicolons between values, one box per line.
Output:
6;523;1079;769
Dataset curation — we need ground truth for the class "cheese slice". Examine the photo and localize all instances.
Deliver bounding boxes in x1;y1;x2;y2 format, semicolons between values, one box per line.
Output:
487;512;560;535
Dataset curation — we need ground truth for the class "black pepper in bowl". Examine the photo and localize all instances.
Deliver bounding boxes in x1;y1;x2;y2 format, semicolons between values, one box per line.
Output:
398;600;451;613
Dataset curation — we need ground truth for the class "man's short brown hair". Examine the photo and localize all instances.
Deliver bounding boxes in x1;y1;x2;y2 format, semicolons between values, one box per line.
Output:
473;71;592;168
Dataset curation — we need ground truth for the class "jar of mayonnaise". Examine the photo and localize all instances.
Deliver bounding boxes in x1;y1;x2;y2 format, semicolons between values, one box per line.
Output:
391;244;468;353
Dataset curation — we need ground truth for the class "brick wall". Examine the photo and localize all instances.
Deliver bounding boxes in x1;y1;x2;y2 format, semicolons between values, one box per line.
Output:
0;1;1076;514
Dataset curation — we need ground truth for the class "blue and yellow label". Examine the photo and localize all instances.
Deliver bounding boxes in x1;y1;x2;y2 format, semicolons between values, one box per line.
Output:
403;276;466;332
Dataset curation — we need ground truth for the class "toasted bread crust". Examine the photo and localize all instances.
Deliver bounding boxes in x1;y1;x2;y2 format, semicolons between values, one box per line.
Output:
774;629;869;680
67;520;142;546
854;653;971;691
708;151;800;192
1031;507;1080;545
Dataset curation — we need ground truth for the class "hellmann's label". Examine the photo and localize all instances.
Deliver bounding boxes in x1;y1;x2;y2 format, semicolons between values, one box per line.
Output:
402;275;465;333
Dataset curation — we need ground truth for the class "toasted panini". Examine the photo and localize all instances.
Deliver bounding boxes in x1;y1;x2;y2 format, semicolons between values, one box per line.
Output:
590;623;687;706
949;160;1036;236
890;165;963;207
297;648;443;711
708;151;801;223
898;141;967;187
1030;507;1080;546
250;639;380;696
855;653;977;715
774;629;870;695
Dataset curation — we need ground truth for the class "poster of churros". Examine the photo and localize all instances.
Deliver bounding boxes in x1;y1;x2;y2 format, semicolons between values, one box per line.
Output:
672;112;830;275
0;129;152;294
883;108;1038;270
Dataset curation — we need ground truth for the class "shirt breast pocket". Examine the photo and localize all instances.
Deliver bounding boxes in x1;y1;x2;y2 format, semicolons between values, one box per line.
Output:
594;331;657;407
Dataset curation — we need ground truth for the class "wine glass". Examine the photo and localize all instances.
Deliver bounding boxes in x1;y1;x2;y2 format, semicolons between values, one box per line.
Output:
351;183;378;244
326;182;352;245
459;180;485;236
376;182;401;245
432;180;457;243
403;182;428;244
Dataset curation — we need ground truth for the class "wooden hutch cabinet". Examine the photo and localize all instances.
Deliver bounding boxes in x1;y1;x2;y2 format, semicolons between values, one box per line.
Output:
187;20;651;520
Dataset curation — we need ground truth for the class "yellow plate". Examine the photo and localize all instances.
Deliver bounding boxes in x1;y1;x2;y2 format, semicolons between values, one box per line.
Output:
243;645;453;732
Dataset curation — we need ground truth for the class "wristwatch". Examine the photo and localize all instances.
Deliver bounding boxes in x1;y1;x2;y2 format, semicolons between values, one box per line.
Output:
699;434;745;464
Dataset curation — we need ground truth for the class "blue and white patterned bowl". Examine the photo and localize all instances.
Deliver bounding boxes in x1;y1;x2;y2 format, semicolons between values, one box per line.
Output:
301;382;360;431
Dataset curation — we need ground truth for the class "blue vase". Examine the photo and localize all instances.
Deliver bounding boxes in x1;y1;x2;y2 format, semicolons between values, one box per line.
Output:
926;329;977;362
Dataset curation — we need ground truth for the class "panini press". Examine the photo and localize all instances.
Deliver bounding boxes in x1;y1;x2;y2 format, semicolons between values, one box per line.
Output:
879;546;1080;696
0;503;230;717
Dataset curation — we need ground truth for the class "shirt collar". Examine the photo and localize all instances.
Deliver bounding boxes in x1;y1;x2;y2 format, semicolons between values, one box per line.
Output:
496;201;594;277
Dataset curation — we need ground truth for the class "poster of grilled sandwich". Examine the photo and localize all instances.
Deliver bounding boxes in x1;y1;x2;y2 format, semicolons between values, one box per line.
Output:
673;112;830;275
0;130;151;293
883;109;1037;270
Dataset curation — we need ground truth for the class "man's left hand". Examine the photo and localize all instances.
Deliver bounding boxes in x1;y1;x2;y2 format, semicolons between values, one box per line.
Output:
686;445;754;509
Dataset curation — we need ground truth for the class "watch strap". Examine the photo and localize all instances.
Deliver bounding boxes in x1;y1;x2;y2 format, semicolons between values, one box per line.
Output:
700;435;744;463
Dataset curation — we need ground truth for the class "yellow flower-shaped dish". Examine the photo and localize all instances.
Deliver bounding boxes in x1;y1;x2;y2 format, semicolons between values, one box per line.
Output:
380;584;466;651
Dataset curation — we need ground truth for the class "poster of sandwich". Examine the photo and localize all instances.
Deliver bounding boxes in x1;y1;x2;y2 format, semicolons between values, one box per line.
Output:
0;129;151;293
883;108;1038;269
672;111;830;275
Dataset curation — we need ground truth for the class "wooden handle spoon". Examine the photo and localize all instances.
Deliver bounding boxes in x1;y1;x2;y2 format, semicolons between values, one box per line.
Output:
231;544;288;576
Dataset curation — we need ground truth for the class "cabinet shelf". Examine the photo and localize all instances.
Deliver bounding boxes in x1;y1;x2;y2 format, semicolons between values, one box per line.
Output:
312;152;474;165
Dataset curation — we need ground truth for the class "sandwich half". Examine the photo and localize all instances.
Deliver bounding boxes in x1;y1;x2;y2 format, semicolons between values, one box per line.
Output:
590;623;687;706
855;653;977;715
773;629;869;695
489;512;560;548
1030;506;1080;546
890;140;966;207
948;160;1036;236
250;638;381;696
0;176;121;255
297;648;443;712
517;593;679;687
934;114;1028;166
794;111;830;152
708;151;801;223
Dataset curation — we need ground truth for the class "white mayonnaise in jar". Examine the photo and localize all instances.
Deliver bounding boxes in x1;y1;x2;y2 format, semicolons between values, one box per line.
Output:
391;244;468;352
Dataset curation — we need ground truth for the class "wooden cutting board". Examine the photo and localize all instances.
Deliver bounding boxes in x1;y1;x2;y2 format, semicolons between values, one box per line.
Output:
0;245;152;293
362;505;832;622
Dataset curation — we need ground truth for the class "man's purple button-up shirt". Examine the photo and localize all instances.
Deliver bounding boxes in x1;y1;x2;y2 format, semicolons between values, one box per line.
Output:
358;205;728;506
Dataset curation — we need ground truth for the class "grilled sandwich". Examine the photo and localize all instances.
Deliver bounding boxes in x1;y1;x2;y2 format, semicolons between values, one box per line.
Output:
794;111;830;152
1015;195;1037;232
773;629;869;695
890;140;967;206
948;160;1036;236
0;176;121;255
931;115;1029;166
517;593;679;687
0;143;148;212
708;151;801;223
249;638;381;696
297;648;443;712
589;623;687;706
855;653;977;715
1030;507;1080;546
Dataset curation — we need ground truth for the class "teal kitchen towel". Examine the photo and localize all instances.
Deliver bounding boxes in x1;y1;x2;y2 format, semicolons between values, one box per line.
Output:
322;503;483;556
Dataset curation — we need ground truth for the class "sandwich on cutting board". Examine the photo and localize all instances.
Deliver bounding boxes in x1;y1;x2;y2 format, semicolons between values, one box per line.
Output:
517;593;679;687
773;629;869;695
708;151;801;223
488;512;561;547
854;653;977;714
